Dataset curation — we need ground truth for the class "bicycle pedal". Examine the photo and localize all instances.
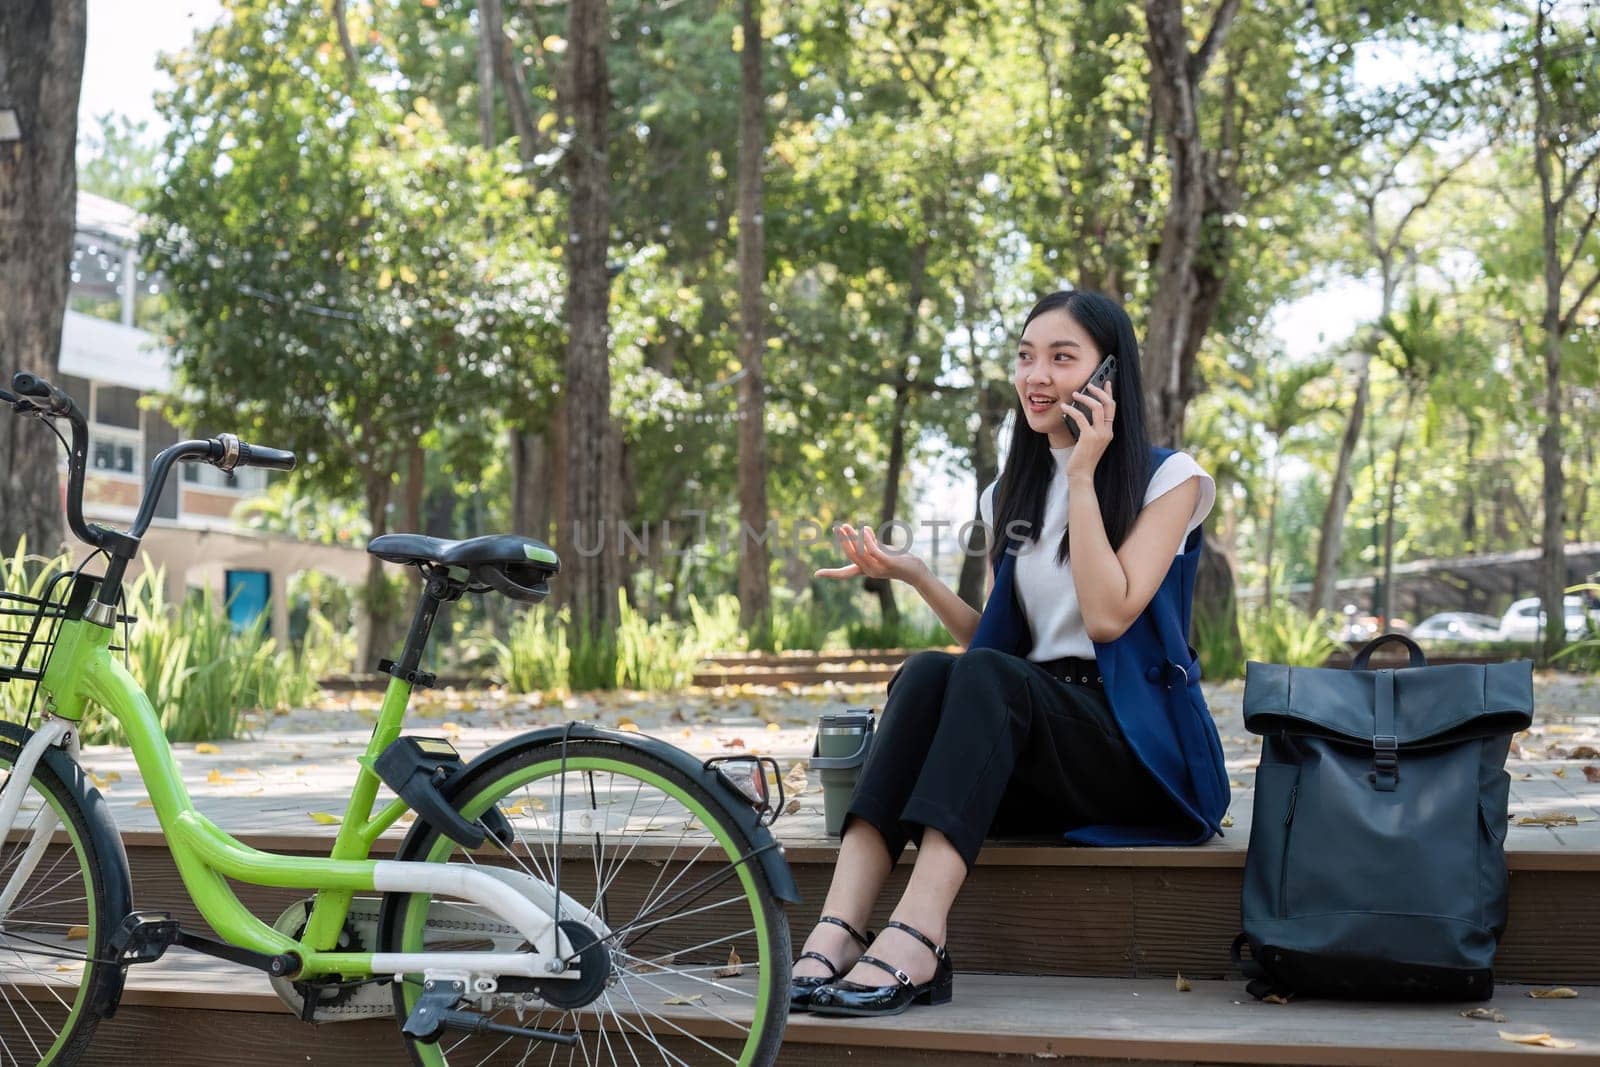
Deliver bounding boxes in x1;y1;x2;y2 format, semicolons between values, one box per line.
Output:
402;980;577;1047
108;911;181;965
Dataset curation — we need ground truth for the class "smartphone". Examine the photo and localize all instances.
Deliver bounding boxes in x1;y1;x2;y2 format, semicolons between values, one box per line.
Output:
1065;354;1118;441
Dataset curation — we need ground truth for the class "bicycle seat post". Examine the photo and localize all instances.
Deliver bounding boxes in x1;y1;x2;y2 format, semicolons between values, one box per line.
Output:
378;568;465;690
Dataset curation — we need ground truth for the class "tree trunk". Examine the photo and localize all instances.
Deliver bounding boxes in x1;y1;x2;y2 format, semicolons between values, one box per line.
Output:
1310;358;1369;614
1532;2;1568;666
959;292;1005;609
358;470;399;670
863;238;928;633
483;0;544;168
1194;529;1241;666
1263;451;1279;608
1378;387;1415;628
1462;419;1478;546
475;0;497;153
401;439;425;533
1140;0;1241;663
561;0;619;645
735;0;771;641
508;427;549;539
0;0;86;556
1140;0;1240;446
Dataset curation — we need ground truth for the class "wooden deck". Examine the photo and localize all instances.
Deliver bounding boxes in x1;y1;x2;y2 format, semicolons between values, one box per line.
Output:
54;958;1600;1064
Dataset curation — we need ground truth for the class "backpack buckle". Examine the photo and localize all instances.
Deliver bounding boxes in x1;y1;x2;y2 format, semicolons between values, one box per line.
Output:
1368;734;1399;791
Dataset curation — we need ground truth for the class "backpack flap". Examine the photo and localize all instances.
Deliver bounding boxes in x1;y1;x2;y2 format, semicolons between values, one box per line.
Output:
1242;658;1533;750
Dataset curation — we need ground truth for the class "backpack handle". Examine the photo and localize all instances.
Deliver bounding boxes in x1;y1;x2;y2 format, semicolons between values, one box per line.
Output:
1351;632;1428;671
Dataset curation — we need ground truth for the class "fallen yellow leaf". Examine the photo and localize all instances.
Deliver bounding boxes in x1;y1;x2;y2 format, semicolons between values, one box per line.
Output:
307;811;342;825
195;743;221;755
1499;1031;1577;1049
662;993;703;1006
1518;811;1585;827
1460;1007;1508;1022
1175;974;1192;992
714;946;743;979
66;926;88;941
1528;987;1579;999
765;722;781;732
206;769;236;785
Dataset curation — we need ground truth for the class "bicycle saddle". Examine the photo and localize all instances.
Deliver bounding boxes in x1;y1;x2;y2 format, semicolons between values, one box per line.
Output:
368;534;560;602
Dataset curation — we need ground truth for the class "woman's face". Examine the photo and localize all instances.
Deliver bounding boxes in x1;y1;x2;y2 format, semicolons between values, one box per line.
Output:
1015;307;1104;449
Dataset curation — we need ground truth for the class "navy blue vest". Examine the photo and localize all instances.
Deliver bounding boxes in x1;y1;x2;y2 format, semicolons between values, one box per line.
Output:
968;445;1230;846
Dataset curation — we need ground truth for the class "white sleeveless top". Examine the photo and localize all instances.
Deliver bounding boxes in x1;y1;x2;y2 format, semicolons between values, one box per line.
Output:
978;447;1216;660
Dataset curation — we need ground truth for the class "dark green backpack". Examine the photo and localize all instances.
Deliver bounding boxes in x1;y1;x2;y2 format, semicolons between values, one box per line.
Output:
1232;634;1533;1000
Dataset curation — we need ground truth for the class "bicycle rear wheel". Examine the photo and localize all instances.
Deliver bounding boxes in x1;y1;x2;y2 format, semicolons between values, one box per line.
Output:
0;729;119;1065
376;738;791;1066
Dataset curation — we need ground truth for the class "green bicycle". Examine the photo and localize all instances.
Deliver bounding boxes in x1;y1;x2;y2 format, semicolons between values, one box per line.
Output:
0;371;796;1065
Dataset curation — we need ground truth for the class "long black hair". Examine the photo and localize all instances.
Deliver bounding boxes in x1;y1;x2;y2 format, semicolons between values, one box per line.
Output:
989;289;1153;571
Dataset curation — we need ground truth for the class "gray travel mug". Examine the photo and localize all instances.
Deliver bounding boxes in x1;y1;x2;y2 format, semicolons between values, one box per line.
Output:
810;709;876;837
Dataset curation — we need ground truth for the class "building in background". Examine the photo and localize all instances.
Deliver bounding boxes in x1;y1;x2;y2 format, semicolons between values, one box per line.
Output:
60;191;368;648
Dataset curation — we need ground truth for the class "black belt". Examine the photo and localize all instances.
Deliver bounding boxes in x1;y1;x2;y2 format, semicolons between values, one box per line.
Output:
1034;655;1104;688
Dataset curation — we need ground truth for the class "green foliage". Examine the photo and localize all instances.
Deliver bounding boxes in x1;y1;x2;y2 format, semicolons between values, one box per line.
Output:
77;112;160;207
483;606;571;696
484;591;747;694
147;0;563;529
1192;608;1246;682
93;563;318;744
0;539;75;720
2;542;317;742
288;570;359;679
1239;599;1342;669
844;617;952;652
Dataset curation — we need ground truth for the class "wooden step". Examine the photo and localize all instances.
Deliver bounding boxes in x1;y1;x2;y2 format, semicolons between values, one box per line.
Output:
51;956;1600;1065
87;809;1600;989
42;707;1600;989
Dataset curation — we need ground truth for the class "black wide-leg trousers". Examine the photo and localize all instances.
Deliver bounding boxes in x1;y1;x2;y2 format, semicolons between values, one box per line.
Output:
842;646;1180;872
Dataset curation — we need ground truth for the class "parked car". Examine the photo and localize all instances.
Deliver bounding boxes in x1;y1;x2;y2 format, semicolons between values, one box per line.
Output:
1497;596;1600;641
1412;612;1503;643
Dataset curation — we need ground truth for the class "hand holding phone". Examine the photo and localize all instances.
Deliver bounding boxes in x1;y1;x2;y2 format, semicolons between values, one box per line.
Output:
1064;354;1117;442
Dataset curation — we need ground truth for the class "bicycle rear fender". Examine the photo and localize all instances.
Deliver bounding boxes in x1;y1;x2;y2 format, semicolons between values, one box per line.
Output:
437;723;801;904
0;721;135;1017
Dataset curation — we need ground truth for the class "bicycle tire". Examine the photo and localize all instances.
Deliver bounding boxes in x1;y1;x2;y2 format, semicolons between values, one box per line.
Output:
376;738;791;1066
0;730;120;1065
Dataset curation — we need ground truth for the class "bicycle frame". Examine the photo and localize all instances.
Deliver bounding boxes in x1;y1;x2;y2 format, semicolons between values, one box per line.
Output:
4;612;602;983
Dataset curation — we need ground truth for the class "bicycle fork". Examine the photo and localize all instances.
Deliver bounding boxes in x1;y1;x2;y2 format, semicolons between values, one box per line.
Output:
0;717;76;923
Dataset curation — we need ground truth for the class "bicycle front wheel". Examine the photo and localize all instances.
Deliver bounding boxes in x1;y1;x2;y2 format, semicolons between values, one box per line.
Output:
376;738;791;1066
0;727;120;1065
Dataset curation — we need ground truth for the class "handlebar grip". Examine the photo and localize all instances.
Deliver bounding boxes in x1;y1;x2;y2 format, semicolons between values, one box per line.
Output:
11;372;79;418
237;441;297;471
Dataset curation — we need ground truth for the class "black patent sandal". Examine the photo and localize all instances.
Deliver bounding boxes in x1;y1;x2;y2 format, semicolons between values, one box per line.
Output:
807;918;953;1017
789;915;874;1012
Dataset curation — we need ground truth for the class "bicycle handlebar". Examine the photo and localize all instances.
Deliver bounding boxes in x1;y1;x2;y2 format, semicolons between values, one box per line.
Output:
5;371;299;618
11;372;84;421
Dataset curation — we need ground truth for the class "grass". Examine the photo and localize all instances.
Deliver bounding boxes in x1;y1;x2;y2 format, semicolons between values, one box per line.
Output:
2;541;319;743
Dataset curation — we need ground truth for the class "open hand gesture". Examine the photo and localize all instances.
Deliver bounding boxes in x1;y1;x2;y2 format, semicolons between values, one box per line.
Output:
814;523;928;584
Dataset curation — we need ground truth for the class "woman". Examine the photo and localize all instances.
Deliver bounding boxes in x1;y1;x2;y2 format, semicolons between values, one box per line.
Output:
794;289;1230;1018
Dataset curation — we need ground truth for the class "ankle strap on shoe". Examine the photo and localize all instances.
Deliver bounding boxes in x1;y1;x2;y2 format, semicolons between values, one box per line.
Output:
818;915;873;949
884;919;947;962
855;953;913;988
797;950;842;980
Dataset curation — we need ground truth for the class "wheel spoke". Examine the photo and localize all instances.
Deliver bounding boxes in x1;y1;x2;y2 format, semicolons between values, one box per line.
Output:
387;746;782;1066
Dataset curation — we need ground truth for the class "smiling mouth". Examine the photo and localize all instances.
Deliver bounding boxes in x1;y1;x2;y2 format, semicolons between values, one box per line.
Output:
1026;394;1057;410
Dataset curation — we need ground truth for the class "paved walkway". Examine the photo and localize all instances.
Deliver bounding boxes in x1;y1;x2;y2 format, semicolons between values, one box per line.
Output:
61;672;1600;851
